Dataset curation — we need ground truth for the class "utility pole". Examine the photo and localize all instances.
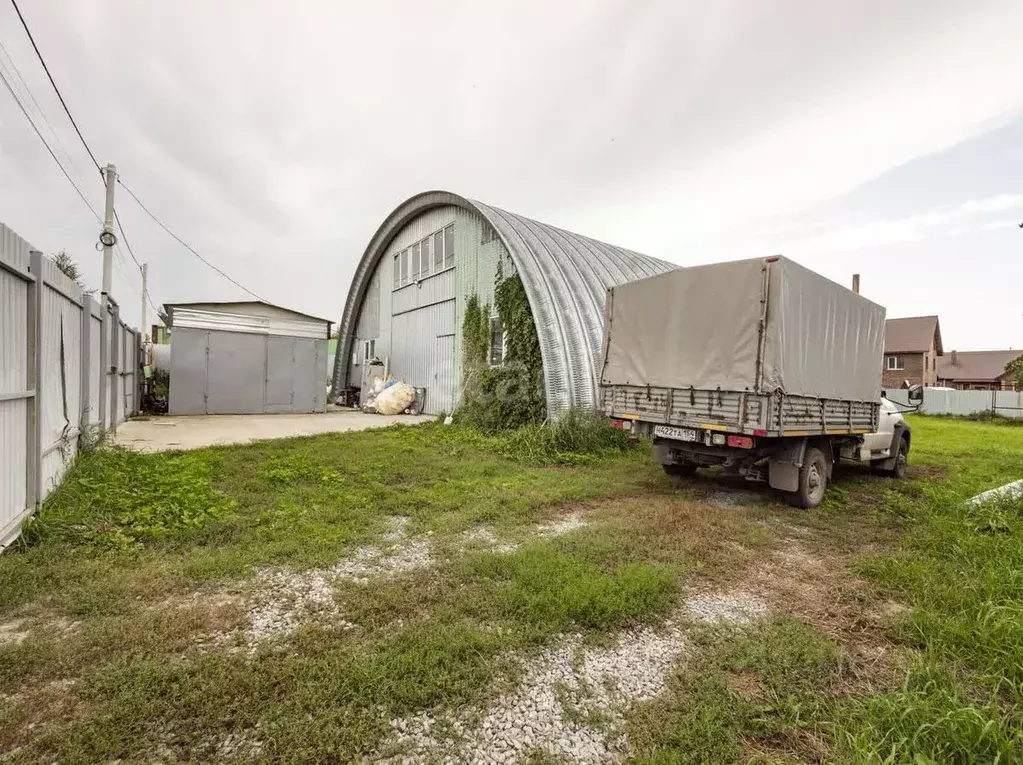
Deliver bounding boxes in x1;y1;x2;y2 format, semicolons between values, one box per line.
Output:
98;163;117;431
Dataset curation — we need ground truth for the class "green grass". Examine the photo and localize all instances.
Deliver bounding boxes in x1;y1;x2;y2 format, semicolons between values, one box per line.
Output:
2;414;1023;762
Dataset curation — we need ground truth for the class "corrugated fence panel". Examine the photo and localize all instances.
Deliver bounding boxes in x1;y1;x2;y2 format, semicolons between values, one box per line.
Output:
1;222;144;549
885;388;1023;418
40;271;85;494
0;256;30;547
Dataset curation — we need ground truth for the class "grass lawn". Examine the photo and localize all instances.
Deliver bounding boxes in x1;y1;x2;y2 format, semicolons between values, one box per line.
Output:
0;416;1021;763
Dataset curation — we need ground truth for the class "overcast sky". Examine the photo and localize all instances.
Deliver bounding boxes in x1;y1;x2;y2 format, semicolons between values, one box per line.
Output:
1;0;1021;350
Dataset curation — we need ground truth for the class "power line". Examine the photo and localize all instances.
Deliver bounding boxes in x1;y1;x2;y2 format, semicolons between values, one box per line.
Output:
114;207;160;314
8;0;101;173
0;37;83;185
117;178;266;302
0;60;101;222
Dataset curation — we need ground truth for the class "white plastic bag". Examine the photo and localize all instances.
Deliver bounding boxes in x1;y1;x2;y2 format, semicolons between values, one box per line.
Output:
374;381;416;415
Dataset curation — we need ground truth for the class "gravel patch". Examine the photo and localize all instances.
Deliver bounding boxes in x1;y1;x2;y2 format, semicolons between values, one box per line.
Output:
461;527;519;554
377;618;687;763
683;590;767;625
214;516;433;648
536;513;588;537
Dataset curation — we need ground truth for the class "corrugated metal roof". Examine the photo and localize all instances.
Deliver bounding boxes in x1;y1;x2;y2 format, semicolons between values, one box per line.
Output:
164;300;333;325
331;191;677;414
171;307;329;339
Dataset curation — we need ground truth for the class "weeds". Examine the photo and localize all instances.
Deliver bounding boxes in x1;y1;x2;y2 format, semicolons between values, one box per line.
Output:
19;447;234;548
500;409;636;465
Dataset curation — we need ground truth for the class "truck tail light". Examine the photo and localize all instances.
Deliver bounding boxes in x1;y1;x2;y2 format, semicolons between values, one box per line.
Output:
727;435;754;449
610;418;632;431
752;429;768;437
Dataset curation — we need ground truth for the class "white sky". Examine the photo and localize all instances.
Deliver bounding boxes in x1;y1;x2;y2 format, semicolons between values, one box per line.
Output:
1;0;1021;349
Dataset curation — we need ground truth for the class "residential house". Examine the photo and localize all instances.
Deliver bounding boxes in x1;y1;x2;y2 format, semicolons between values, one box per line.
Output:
883;316;943;388
937;350;1022;391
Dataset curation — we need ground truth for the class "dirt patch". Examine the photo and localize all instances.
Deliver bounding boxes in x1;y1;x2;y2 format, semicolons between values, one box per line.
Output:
727;668;763;699
0;619;30;647
705;489;768;510
906;464;947;482
536;512;589;537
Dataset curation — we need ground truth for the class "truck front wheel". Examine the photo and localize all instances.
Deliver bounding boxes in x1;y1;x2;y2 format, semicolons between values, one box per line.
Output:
664;463;698;479
785;447;828;509
889;437;909;479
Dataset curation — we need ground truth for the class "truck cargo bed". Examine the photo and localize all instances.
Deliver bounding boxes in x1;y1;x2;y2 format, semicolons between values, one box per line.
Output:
602;384;879;436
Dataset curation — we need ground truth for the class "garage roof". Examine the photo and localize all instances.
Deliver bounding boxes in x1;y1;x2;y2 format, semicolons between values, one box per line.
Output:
332;191;677;414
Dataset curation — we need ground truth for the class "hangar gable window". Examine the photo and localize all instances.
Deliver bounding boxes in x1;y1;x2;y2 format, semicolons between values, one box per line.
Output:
392;252;401;289
399;249;409;287
444;225;455;269
489;317;504;365
433;231;444;270
411;241;422;281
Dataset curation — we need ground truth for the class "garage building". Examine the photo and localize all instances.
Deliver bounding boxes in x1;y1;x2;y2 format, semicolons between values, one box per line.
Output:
331;191;675;416
167;301;331;415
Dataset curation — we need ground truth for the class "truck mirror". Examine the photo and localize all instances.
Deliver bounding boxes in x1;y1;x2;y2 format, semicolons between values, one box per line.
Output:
907;384;924;403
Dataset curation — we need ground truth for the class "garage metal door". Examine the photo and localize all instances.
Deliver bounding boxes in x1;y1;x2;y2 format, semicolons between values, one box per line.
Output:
169;329;328;415
169;328;209;415
206;331;266;414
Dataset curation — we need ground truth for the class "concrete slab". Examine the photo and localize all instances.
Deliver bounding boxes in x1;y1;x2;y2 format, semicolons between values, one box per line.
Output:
112;410;435;452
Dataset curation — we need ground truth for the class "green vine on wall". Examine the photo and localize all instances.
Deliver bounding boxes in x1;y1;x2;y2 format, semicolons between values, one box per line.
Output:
457;264;546;430
462;293;490;375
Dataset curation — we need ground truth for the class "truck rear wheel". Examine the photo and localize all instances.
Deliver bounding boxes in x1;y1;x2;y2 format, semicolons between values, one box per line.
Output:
664;463;697;479
785;447;827;509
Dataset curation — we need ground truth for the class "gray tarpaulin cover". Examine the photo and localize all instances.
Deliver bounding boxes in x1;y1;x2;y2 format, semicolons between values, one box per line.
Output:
600;256;885;402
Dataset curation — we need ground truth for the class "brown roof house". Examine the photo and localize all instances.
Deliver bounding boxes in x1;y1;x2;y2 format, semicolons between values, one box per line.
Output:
883;316;943;388
937;350;1022;391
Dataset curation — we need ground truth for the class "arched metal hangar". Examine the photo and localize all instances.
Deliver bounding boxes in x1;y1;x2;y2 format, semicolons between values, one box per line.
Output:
330;191;675;416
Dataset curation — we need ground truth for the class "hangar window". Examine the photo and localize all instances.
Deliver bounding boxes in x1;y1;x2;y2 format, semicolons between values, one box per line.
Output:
433;231;444;270
489;317;504;365
444;225;455;269
411;242;422;281
420;238;431;278
399;249;409;287
392;253;401;289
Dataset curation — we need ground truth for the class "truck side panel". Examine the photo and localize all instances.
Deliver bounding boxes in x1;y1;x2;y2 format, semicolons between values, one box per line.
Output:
602;384;878;436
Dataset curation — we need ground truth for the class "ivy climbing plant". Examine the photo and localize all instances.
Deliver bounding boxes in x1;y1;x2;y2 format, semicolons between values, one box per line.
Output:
456;263;546;430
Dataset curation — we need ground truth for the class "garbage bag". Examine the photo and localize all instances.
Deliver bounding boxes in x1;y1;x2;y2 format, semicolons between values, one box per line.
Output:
374;381;416;415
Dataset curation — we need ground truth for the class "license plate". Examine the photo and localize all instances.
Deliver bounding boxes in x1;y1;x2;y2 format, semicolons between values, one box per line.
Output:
654;425;700;442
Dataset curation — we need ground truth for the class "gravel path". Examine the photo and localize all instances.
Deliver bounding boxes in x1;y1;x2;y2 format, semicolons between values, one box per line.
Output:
378;619;687;764
216;516;433;648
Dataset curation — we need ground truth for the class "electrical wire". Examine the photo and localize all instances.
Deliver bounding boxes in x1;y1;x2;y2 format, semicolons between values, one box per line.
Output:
114;207;160;315
117;178;266;302
8;0;102;173
0;60;101;222
0;37;84;186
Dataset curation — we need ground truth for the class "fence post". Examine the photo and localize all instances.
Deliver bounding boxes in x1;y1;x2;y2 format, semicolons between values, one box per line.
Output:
109;304;120;432
80;296;92;444
26;251;44;510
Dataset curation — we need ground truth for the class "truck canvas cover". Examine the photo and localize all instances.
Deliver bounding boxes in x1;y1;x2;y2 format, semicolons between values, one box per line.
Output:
600;256;886;403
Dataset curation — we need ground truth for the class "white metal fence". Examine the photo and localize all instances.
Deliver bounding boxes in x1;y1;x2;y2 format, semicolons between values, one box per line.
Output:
885;388;1023;418
1;223;141;549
